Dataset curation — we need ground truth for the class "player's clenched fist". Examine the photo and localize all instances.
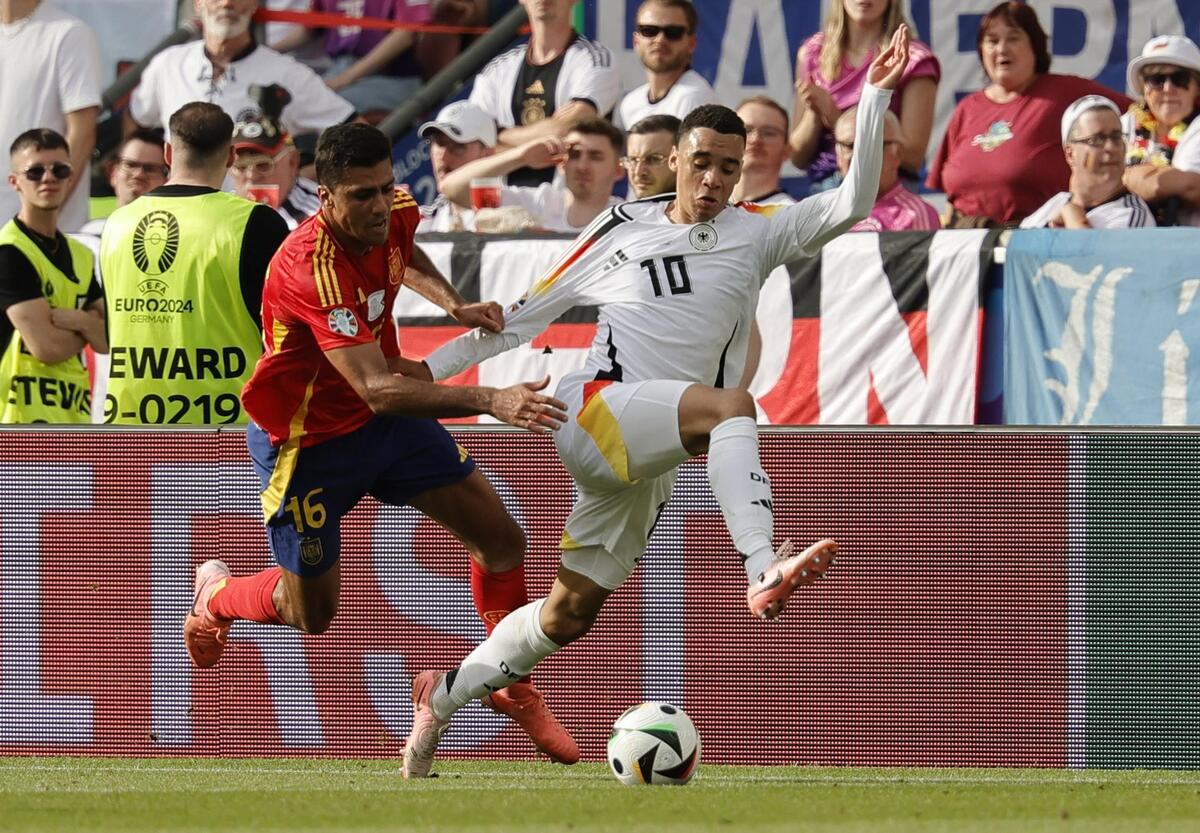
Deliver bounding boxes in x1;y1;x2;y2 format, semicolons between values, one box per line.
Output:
489;376;569;433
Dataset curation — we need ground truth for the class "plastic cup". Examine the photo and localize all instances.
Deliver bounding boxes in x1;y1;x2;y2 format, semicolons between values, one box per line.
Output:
469;177;503;210
246;184;280;209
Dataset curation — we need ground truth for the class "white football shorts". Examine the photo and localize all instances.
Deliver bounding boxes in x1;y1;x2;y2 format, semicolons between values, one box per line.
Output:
553;370;694;589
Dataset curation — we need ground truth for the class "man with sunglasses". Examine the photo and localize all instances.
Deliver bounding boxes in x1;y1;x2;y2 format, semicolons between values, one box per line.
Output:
231;113;320;230
1021;95;1154;230
0;128;106;423
100;102;290;426
614;0;717;131
468;0;619;186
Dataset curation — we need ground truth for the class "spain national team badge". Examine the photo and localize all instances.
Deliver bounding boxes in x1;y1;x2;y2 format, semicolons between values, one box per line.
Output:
328;307;359;337
689;223;717;251
388;248;404;285
299;537;324;566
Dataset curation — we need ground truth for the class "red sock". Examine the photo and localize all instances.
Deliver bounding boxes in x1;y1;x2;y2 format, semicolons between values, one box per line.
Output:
470;561;528;634
208;567;285;625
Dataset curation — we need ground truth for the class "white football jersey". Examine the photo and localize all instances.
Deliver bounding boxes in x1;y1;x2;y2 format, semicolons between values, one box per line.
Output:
426;85;894;387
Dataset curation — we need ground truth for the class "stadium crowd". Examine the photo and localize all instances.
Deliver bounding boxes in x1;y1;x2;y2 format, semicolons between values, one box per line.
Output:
1;0;1199;425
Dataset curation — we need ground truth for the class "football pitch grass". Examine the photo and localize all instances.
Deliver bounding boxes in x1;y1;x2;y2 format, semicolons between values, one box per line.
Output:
2;758;1200;832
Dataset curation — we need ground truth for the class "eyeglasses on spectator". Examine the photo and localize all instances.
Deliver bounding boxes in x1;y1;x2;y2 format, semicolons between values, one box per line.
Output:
117;158;168;177
20;163;73;182
1069;130;1124;149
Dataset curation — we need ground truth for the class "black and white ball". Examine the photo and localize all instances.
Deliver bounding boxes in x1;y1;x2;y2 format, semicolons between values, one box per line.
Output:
607;702;701;785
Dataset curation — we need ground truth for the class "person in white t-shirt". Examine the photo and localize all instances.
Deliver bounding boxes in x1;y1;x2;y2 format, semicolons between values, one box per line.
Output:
468;0;619;186
614;0;718;130
416;100;497;232
730;96;794;205
398;27;915;780
0;0;101;233
440;117;624;233
624;114;679;199
1022;95;1155;230
128;0;354;140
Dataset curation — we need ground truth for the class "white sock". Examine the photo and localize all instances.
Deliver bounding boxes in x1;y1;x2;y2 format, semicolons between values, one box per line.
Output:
707;416;776;581
430;598;560;721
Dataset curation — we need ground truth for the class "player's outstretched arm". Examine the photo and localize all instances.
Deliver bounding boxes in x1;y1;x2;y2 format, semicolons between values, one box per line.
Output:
325;341;567;432
406;245;504;333
764;26;908;268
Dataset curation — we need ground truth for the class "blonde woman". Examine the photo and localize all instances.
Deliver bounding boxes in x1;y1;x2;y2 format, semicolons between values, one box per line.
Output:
790;0;939;192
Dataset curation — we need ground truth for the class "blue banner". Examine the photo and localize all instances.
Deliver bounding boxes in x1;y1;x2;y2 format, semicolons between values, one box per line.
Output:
1004;229;1200;425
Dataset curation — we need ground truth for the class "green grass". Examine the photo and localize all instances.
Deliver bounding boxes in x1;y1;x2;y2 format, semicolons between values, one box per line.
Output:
2;758;1200;832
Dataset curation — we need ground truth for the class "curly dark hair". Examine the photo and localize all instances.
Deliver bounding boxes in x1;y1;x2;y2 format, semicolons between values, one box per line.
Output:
315;123;393;188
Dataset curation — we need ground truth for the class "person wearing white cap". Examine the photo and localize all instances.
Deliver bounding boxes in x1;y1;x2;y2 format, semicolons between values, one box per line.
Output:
1121;34;1200;227
1020;95;1155;230
416;100;497;232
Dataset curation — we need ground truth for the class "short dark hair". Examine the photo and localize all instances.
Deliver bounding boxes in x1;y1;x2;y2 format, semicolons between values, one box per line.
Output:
315;122;393;187
676;105;746;144
638;0;698;34
567;116;625;156
118;127;166;158
977;1;1051;76
628;114;681;138
736;95;790;132
168;102;234;163
9;128;69;158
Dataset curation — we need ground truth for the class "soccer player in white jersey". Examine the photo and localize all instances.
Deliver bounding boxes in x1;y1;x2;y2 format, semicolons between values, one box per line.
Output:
398;25;913;781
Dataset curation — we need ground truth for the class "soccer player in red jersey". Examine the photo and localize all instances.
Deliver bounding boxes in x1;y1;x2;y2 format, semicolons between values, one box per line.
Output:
182;123;579;764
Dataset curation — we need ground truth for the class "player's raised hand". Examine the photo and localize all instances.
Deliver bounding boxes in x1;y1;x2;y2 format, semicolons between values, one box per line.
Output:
866;24;910;90
452;301;505;333
490;376;568;433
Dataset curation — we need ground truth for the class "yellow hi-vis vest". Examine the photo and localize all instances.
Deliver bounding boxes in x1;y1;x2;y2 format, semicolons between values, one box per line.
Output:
0;220;95;424
101;190;262;425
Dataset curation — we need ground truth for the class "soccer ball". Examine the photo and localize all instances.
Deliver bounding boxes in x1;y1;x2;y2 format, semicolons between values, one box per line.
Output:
607;702;701;786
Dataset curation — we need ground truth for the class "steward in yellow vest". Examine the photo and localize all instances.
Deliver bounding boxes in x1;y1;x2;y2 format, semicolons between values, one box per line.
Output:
101;103;289;424
0;130;107;424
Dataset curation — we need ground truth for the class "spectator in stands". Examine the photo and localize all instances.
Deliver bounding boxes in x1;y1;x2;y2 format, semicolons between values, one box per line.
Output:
790;0;938;194
101;103;290;425
1121;35;1200;227
440;117;624;232
615;0;717;130
416;100;497;231
78;130;168;239
927;2;1130;228
415;0;518;80
623;114;678;199
270;0;431;114
1021;96;1154;230
230;113;320;229
834;107;939;232
468;0;619;186
731;97;793;205
0;0;101;233
264;0;330;70
129;0;355;140
0;129;106;423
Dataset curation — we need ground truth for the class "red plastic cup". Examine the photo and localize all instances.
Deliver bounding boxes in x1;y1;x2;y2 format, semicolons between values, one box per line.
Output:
245;184;280;209
469;177;503;210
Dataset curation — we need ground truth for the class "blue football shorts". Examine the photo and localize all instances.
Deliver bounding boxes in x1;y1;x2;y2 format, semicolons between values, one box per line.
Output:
246;414;475;576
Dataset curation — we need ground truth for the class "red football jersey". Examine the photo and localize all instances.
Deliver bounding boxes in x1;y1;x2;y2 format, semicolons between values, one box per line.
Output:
242;191;419;447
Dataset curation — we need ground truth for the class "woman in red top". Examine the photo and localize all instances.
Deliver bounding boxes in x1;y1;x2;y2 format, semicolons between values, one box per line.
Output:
926;1;1130;227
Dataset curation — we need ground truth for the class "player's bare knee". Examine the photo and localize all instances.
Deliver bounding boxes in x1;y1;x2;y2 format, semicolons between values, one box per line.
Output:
477;516;525;573
540;602;596;646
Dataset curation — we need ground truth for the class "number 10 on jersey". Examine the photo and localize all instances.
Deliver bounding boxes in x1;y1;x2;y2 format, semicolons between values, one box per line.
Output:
641;255;692;297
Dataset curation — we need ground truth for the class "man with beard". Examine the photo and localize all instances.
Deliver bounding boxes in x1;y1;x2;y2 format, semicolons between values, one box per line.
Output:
415;100;497;232
614;0;717;130
624;114;679;200
128;0;354;141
